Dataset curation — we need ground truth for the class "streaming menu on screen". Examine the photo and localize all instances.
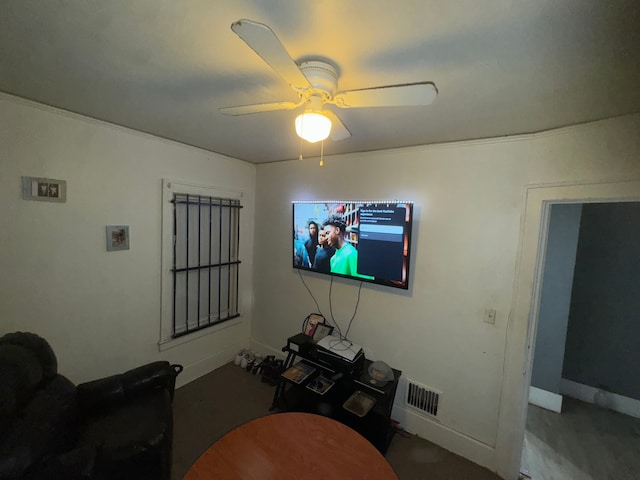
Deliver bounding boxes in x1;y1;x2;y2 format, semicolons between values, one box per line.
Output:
357;205;406;280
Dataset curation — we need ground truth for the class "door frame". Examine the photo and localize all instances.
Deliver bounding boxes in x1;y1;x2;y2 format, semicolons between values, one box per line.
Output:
493;179;640;479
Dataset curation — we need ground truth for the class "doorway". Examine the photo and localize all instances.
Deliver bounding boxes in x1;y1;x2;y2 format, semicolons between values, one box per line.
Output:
522;201;640;479
493;179;640;480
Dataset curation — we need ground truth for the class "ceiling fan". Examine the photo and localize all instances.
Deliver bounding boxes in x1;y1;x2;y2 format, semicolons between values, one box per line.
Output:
220;19;438;143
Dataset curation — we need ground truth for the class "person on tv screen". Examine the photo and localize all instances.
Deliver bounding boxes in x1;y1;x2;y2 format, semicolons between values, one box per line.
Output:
293;230;310;267
322;215;373;279
312;228;335;273
304;221;319;266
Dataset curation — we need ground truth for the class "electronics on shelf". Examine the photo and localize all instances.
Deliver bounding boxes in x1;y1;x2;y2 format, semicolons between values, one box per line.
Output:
317;335;363;362
273;332;403;454
287;332;314;355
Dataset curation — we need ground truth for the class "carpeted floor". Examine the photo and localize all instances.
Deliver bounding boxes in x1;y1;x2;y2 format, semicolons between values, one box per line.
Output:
172;362;502;480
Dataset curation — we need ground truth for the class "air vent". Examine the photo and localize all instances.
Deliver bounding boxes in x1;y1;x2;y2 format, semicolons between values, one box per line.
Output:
406;380;441;417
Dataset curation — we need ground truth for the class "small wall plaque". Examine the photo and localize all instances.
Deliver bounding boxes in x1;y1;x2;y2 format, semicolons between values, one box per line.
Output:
106;225;130;251
22;176;67;203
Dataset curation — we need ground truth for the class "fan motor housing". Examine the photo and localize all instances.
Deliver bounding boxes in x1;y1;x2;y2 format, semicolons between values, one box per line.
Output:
298;60;338;99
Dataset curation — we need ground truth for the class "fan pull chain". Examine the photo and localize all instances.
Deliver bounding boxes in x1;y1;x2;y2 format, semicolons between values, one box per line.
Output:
320;141;324;167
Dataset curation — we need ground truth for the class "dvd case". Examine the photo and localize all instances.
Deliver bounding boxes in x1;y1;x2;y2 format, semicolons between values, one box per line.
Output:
306;375;335;395
281;361;316;384
343;390;376;417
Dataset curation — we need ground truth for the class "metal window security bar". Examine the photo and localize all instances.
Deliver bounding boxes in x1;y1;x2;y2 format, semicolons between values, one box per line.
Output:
171;193;242;338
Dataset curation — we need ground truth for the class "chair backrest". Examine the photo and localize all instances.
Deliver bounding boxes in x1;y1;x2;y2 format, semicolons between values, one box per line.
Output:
0;332;58;422
0;331;58;379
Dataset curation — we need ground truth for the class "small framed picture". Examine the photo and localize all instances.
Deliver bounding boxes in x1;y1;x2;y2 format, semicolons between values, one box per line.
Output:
22;176;67;203
312;323;334;343
106;225;130;251
304;313;325;337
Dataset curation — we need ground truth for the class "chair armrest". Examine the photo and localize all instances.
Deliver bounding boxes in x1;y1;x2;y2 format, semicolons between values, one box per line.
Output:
76;374;125;414
77;362;183;414
122;362;183;401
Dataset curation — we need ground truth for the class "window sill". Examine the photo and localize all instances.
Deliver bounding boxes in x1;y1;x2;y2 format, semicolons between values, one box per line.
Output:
158;316;243;352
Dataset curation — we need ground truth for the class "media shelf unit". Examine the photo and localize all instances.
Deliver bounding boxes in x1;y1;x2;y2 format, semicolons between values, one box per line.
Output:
271;333;401;453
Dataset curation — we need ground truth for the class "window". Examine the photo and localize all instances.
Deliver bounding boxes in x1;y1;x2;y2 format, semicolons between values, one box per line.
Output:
161;180;242;345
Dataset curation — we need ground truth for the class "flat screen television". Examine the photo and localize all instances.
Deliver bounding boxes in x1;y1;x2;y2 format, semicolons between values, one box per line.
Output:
293;201;413;289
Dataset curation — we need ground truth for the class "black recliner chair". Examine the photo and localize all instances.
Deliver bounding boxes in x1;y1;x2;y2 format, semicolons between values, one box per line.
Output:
0;332;183;480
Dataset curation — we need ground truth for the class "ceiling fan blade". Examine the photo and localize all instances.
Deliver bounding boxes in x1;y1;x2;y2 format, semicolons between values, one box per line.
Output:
231;19;310;90
333;82;437;108
220;101;301;116
324;110;351;141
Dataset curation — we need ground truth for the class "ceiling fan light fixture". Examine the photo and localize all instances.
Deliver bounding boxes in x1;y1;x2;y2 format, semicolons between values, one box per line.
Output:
295;111;332;143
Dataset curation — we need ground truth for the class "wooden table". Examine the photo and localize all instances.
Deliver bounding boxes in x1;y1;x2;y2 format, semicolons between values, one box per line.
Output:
184;412;399;480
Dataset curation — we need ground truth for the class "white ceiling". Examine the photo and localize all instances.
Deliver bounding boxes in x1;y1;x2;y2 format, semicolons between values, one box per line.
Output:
2;0;639;164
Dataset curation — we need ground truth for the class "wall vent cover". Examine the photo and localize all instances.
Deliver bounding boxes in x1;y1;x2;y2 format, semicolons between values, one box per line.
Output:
406;380;441;417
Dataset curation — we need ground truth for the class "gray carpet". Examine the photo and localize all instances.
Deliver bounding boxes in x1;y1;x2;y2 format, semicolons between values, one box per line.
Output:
523;397;640;480
172;362;502;480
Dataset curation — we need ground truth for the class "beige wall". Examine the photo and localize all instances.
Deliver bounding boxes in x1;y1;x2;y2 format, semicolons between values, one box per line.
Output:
0;94;256;386
252;113;640;472
2;90;639;477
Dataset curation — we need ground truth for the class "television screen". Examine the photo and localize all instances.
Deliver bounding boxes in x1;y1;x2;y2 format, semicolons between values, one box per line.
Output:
293;201;413;289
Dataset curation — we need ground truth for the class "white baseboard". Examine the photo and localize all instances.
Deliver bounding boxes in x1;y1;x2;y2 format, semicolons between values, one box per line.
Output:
175;346;237;388
560;379;640;419
528;386;563;413
249;338;287;359
391;403;496;473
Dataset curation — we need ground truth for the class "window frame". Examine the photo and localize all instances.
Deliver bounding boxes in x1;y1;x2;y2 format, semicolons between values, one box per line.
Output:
159;179;243;350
